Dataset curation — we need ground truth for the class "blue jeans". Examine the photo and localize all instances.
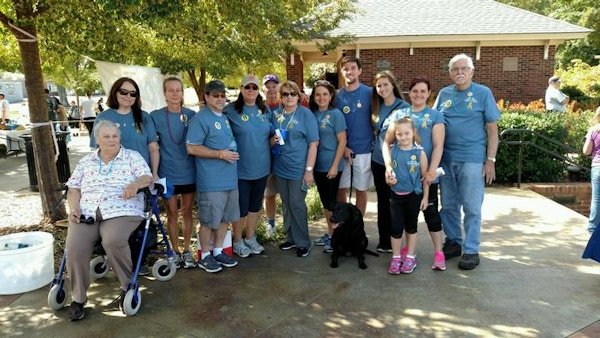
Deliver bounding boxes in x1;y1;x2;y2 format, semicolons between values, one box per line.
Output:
589;167;600;234
439;161;484;254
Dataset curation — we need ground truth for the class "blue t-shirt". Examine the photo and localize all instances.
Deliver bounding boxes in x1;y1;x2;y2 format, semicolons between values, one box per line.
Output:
150;107;196;185
335;84;373;154
389;106;444;162
390;144;424;195
272;105;319;180
224;103;272;180
371;97;410;165
433;82;500;163
186;107;238;192
314;108;347;172
93;108;158;165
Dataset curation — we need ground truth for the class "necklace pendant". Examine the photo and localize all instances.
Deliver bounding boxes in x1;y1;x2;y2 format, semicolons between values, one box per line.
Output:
180;114;188;123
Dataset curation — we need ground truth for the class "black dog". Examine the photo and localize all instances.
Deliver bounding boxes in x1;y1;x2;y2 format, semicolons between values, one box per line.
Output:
328;202;379;269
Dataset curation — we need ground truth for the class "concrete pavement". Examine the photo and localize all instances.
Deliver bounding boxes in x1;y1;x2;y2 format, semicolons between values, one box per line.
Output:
1;135;600;337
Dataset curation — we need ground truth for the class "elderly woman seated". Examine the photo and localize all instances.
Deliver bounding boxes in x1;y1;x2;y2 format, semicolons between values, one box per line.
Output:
65;119;152;321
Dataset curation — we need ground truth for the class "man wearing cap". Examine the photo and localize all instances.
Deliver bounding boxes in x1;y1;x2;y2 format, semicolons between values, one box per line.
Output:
187;79;240;273
545;76;569;112
262;74;281;236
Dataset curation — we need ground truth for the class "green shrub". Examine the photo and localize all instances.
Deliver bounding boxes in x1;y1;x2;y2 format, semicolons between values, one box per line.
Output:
496;109;593;184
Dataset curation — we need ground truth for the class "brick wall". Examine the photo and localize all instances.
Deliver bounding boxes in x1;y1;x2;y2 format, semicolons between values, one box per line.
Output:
285;53;305;91
303;46;556;104
522;183;591;216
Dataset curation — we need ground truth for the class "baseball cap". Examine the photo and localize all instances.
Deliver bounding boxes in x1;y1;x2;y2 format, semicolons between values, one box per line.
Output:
241;74;260;87
262;74;280;85
549;76;561;83
205;80;226;93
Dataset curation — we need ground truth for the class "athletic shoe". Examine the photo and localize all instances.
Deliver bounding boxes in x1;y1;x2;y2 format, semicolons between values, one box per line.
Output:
400;257;417;274
442;240;462;259
377;244;393;253
198;255;223;273
296;247;310;257
400;246;408;263
388;257;401;275
458;253;480;270
233;239;251;258
244;234;265;255
68;300;86;321
432;251;446;271
138;265;150;276
214;253;238;268
182;251;196;269
323;239;333;253
266;223;276;237
279;241;296;250
172;252;182;269
314;233;330;246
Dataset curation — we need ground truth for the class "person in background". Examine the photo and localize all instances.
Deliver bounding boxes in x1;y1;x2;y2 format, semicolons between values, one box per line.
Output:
545;76;569;112
94;77;160;276
369;70;409;253
262;74;280;236
68;100;80;129
583;106;600;235
382;77;446;271
383;117;429;274
80;92;97;145
187;79;240;273
433;53;500;270
225;74;273;258
150;77;197;269
0;93;10;123
55;103;72;148
45;88;63;123
65;120;152;321
335;56;373;219
97;97;105;113
272;80;319;258
309;80;346;253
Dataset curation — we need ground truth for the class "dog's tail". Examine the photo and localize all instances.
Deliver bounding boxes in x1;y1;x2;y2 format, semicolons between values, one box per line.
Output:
365;249;379;257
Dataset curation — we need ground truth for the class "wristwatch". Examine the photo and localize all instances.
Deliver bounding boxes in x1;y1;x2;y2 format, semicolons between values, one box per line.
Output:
487;157;496;163
305;166;313;172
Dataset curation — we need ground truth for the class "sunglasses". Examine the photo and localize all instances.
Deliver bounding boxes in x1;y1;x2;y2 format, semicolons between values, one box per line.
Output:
281;92;298;97
117;88;138;97
244;85;258;90
209;93;227;99
79;215;95;225
314;80;331;86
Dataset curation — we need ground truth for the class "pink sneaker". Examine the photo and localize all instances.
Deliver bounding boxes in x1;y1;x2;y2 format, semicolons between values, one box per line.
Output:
432;251;446;271
388;257;401;275
400;257;417;273
400;246;408;263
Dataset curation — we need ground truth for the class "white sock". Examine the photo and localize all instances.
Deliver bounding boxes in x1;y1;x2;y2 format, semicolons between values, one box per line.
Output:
406;254;416;259
201;252;210;260
213;247;223;256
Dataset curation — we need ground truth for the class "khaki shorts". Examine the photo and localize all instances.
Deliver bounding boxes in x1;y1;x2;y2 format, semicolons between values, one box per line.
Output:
338;153;373;191
197;190;240;229
264;173;278;197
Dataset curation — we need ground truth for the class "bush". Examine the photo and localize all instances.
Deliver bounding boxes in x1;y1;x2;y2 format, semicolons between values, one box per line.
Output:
496;108;594;184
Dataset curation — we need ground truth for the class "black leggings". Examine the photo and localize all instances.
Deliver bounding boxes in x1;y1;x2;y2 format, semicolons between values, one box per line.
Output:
371;161;391;248
390;192;421;238
423;183;442;232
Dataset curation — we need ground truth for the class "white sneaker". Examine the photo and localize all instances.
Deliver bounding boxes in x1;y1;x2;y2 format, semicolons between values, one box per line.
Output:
182;251;196;269
233;239;251;258
244;234;265;255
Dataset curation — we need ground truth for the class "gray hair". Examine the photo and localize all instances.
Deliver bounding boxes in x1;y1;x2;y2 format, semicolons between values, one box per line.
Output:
93;119;121;140
448;53;475;72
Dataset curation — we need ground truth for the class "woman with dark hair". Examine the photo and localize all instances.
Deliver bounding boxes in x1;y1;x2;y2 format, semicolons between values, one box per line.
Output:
309;80;346;253
370;70;409;253
382;77;446;272
94;77;159;276
95;77;159;180
150;77;196;269
224;74;273;258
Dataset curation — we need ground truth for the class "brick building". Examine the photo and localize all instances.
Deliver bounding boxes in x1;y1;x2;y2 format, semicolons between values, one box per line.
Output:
289;0;591;104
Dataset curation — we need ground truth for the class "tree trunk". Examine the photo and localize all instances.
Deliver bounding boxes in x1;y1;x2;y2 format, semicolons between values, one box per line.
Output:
186;68;207;104
9;4;66;222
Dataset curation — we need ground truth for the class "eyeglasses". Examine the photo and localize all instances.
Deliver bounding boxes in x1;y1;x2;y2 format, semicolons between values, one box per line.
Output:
281;92;298;97
117;88;138;97
244;85;258;90
209;93;227;99
450;66;471;73
79;215;95;224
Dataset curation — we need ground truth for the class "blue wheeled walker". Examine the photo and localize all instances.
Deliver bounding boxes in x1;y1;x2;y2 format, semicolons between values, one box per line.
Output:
48;183;178;316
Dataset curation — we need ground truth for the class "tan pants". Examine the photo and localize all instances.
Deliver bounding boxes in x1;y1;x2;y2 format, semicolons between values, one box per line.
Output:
66;213;142;303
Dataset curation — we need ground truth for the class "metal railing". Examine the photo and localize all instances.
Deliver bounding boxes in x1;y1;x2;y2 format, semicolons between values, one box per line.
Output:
499;128;589;187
